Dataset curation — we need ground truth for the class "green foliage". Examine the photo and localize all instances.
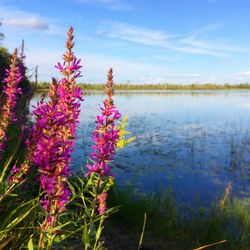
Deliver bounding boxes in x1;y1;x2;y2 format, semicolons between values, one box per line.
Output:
35;172;120;249
0;47;11;88
27;237;34;250
34;81;50;90
0;161;249;250
106;186;250;250
0;192;40;249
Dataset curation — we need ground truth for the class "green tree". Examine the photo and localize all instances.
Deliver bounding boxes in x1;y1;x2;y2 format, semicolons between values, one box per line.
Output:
0;47;11;89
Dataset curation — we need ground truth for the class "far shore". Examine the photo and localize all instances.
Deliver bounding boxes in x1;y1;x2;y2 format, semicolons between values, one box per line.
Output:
34;82;250;91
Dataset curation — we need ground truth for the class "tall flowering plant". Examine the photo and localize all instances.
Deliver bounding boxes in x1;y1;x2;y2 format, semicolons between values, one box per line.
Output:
87;68;121;212
86;68;121;179
78;68;121;249
0;48;23;153
0;47;31;194
0;27;136;249
28;27;83;248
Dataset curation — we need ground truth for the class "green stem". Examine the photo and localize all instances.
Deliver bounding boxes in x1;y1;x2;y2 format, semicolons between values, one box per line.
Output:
84;175;102;250
138;213;147;250
93;216;104;250
38;230;44;250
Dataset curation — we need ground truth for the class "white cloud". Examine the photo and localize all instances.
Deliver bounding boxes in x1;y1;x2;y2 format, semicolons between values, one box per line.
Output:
174;45;227;57
165;73;202;78
98;21;249;57
235;71;250;77
23;46;247;84
25;48;204;84
0;5;61;34
3;17;49;30
98;22;176;46
176;22;250;54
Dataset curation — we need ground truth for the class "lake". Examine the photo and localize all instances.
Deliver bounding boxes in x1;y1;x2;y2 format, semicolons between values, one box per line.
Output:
31;90;250;207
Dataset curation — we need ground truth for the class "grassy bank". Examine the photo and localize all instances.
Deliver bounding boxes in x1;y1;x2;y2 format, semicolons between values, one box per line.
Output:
105;186;250;250
1;169;249;249
34;82;250;91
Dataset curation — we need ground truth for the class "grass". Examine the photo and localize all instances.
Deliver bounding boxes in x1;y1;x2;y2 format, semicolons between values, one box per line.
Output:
104;185;250;250
0;169;249;249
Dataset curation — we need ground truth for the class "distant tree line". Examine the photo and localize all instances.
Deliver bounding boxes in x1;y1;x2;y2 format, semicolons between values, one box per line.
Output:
35;82;250;91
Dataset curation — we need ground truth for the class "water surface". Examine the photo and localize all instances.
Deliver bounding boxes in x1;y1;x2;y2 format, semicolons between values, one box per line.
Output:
31;90;250;206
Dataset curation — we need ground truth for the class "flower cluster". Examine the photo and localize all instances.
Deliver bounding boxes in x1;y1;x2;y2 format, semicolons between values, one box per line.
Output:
97;192;107;215
6;50;35;187
32;27;83;230
86;68;121;215
116;115;136;149
0;49;23;151
86;69;121;177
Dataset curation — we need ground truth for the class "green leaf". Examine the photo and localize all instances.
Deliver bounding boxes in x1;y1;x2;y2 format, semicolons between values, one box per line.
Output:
0;138;21;185
95;224;103;242
44;221;71;233
0;198;38;236
27;238;34;250
82;223;90;248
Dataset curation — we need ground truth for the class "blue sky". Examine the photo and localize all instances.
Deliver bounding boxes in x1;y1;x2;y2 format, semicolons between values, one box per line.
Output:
1;0;250;84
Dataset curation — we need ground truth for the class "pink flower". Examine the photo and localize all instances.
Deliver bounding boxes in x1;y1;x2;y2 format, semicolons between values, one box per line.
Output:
32;27;84;231
97;192;107;215
0;49;23;151
85;69;121;215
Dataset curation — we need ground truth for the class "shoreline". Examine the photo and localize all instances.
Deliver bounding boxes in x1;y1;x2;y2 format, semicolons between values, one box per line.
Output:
33;82;250;91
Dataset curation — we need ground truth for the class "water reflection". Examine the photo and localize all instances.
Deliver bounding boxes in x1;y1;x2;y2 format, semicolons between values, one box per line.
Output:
31;90;250;206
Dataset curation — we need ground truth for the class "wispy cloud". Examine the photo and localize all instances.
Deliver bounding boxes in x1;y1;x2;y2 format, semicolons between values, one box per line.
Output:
98;22;176;46
0;5;61;34
180;22;250;54
3;17;49;30
165;73;202;78
80;54;203;83
98;21;249;57
76;0;131;10
25;48;203;84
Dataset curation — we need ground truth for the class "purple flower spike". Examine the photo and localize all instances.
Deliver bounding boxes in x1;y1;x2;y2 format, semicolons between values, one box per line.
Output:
85;69;121;215
97;192;107;215
86;68;120;178
32;27;84;231
0;49;23;152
